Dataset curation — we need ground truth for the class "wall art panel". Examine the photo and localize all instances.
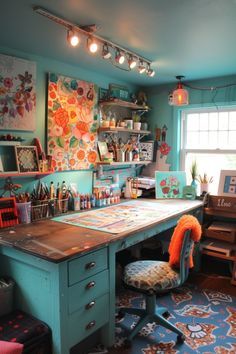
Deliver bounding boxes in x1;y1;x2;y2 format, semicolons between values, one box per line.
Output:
0;53;36;131
47;73;98;171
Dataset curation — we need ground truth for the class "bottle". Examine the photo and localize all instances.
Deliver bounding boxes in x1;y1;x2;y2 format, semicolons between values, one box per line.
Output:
61;181;67;198
84;194;87;209
91;194;96;208
49;181;55;200
87;194;91;209
110;116;116;128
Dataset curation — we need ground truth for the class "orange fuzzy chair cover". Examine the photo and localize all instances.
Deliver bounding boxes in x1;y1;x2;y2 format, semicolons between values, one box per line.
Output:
168;214;202;268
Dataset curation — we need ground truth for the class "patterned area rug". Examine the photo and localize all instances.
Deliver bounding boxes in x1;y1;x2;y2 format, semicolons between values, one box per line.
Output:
90;283;236;354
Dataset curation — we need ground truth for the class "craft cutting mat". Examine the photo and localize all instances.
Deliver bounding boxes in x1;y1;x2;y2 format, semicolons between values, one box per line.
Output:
53;200;183;234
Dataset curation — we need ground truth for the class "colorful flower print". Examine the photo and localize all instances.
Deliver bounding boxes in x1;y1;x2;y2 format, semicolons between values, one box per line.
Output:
47;73;98;170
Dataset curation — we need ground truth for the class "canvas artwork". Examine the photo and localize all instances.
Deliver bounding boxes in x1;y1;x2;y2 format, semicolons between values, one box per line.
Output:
0;54;36;131
155;171;187;198
47;73;98;171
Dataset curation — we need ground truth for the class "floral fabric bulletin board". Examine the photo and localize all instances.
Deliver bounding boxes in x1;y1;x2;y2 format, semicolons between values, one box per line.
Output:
0;54;36;131
47;73;98;171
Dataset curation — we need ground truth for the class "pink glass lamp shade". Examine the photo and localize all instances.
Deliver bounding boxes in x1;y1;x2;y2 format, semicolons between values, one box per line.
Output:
172;76;189;106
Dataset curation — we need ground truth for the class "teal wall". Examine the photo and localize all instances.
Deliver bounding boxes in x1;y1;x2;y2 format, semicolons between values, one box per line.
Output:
146;75;236;170
0;46;139;194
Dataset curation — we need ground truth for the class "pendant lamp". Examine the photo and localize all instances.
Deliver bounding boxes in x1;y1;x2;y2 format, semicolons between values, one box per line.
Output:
172;75;189;106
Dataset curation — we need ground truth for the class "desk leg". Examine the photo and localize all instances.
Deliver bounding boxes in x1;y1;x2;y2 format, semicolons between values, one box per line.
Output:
101;244;116;347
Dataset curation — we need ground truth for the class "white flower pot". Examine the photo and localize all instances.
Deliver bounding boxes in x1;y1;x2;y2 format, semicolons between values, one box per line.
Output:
133;122;141;130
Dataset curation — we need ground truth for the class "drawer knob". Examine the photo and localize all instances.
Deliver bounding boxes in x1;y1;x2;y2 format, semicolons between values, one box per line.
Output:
85;261;96;270
86;320;96;330
86;281;95;289
85;300;95;310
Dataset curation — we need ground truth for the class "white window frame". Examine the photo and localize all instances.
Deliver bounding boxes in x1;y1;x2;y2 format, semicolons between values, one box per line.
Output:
180;106;236;171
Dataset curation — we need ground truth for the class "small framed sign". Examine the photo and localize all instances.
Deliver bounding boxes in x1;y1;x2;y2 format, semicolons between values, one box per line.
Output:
99;87;109;101
109;83;129;101
140;141;154;161
97;141;109;161
15;146;39;173
218;170;236;197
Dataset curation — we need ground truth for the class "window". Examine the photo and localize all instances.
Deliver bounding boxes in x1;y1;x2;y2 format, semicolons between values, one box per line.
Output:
180;107;236;194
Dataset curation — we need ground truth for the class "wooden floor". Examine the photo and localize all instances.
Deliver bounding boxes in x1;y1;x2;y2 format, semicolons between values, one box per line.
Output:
189;272;235;296
190;255;236;296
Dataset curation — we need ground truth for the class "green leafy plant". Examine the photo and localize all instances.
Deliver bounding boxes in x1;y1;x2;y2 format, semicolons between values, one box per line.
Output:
190;160;198;180
132;113;141;122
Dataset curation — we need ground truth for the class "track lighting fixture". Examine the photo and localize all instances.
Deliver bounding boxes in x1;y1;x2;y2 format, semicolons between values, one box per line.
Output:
115;50;125;65
138;61;146;74
34;6;155;77
146;64;155;77
87;37;98;53
102;43;112;59
128;56;137;69
171;76;189;106
67;30;79;47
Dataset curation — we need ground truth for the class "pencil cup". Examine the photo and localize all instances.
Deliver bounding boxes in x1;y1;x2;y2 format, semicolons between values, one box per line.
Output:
200;183;209;194
16;202;31;224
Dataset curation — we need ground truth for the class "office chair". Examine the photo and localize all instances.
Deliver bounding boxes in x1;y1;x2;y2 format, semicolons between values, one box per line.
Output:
118;228;196;345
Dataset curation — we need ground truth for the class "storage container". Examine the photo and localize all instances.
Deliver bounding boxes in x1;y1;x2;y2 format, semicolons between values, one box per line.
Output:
0;277;15;316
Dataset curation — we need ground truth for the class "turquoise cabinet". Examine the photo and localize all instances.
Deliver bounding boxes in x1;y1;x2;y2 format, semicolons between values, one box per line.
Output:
0;245;109;354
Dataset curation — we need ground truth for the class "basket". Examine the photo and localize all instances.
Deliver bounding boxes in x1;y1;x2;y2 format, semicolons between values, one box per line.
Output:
31;198;69;221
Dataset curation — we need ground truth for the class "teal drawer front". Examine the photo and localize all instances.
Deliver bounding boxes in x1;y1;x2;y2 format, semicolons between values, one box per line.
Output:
68;293;109;347
68;269;109;314
68;247;108;286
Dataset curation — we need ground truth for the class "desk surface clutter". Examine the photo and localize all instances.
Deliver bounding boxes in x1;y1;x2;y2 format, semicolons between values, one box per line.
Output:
53;199;200;234
0;199;202;262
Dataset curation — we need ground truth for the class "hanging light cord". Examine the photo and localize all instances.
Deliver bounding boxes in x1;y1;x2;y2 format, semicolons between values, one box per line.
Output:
183;81;236;91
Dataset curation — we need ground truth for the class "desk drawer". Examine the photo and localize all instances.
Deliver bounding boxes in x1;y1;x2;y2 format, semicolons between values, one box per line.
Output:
68;248;108;286
68;293;109;347
205;228;236;243
205;222;236;244
68;269;109;314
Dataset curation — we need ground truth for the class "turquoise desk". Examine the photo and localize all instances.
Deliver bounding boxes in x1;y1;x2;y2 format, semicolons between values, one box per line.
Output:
0;199;202;354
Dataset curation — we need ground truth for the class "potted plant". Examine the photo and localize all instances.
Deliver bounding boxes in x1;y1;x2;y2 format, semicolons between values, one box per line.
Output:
132;113;141;130
190;160;198;188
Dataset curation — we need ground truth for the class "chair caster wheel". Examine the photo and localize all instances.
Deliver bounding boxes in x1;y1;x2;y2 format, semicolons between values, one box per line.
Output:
177;334;185;344
163;311;170;319
124;339;132;348
116;309;125;322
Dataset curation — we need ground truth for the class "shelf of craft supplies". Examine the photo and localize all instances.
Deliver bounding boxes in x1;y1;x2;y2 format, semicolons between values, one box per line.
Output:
99;99;150;111
0;171;54;179
96;160;152;166
98;127;151;135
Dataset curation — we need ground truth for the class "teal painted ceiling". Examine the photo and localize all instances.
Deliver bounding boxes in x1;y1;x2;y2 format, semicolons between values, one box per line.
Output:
1;0;236;86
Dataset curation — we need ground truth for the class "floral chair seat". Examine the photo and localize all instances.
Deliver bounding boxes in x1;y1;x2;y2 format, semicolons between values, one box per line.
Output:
124;260;181;293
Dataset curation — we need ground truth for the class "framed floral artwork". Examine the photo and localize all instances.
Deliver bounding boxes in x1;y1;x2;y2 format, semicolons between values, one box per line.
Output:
155;171;186;198
0;54;36;131
47;73;98;171
15;146;39;173
218;170;236;196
